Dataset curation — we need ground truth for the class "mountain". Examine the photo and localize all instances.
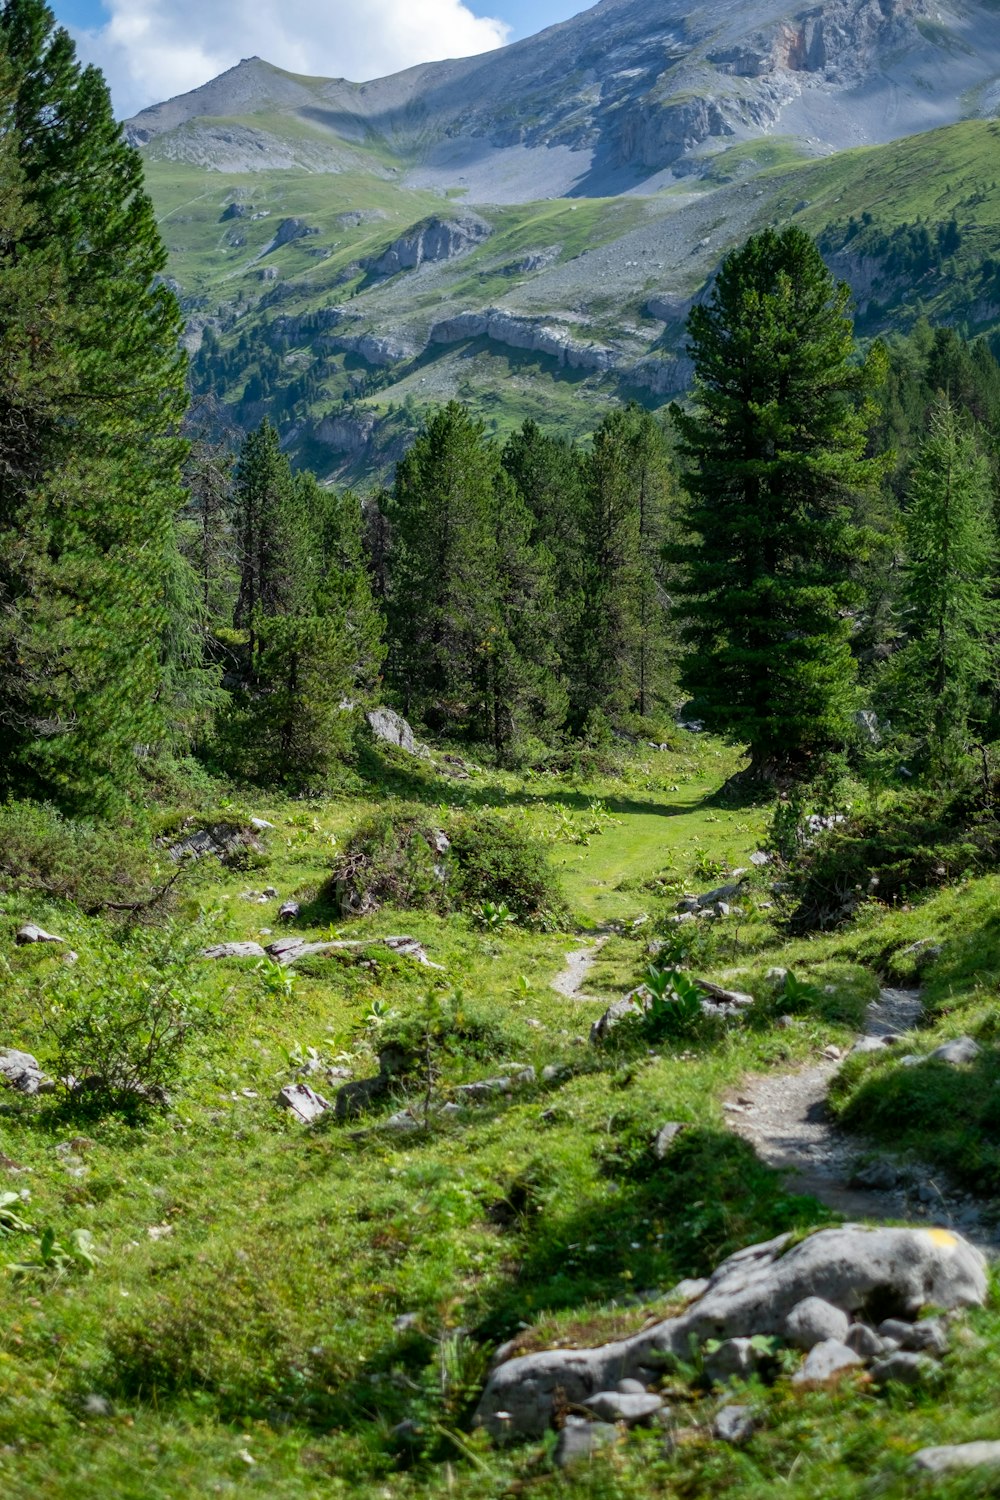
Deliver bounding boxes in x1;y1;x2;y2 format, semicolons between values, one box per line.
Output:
129;0;1000;477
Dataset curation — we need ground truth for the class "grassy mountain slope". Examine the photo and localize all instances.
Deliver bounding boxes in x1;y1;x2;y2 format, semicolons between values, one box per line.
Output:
1;739;999;1497
152;113;1000;480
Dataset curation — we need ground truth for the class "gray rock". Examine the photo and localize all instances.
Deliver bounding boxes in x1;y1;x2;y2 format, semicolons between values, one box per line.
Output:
878;1318;948;1355
15;923;66;945
784;1297;850;1351
553;1417;616;1468
202;942;268;960
851;1036;890;1055
670;1277;710;1304
791;1339;864;1386
928;1036;981;1066
849;1159;900;1191
475;1225;987;1436
696;979;755;1008
676;898;702;914
912;1441;1000;1473
653;1122;686;1158
582;1390;663;1424
713;1403;757;1444
276;1083;330;1124
765;967;789;987
616;1378;647;1394
696;883;743;907
334;1074;389;1119
0;1047;52;1096
453;1067;535;1101
384;1109;423;1133
704;1337;758;1383
278;901;300;921
366;706;421;754
871;1351;936;1386
590;989;650;1043
844;1323;883;1359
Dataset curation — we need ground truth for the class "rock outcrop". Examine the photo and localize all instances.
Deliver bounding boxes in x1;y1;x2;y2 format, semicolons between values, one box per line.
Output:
475;1225;987;1437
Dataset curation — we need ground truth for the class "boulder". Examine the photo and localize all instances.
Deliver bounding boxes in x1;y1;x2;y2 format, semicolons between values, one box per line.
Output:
475;1225;986;1436
453;1067;536;1102
0;1047;52;1096
877;1318;948;1355
696;979;755;1009
366;707;421;754
276;1083;330;1124
784;1297;849;1351
928;1036;981;1066
696;883;744;908
581;1390;663;1425
653;1122;686;1159
15;923;66;945
791;1338;864;1386
912;1442;1000;1473
704;1337;760;1383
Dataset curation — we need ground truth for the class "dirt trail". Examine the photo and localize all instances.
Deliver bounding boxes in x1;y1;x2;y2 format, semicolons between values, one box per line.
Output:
727;987;997;1250
550;933;612;1000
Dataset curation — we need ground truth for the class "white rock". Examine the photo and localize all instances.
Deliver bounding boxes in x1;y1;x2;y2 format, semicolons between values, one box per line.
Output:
844;1323;883;1359
582;1390;663;1424
792;1339;864;1386
912;1441;1000;1473
16;924;65;945
276;1083;329;1124
784;1297;850;1351
203;942;267;960
713;1404;757;1444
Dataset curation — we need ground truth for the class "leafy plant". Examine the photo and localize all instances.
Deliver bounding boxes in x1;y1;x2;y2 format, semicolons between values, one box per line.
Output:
9;1226;99;1281
0;1192;32;1236
470;900;515;932
641;964;705;1039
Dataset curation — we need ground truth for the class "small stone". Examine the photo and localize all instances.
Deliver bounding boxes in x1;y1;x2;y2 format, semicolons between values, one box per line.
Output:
553;1418;616;1468
582;1391;663;1425
849;1159;900;1192
777;1015;797;1029
276;1082;329;1124
844;1323;883;1360
851;1036;889;1055
912;1441;1000;1474
822;1044;843;1060
0;1048;52;1096
616;1378;647;1394
784;1297;849;1351
712;1404;757;1445
928;1036;981;1066
670;1277;710;1304
871;1351;936;1386
453;1067;535;1101
393;1312;420;1333
792;1339;864;1386
653;1122;685;1158
80;1394;113;1418
278;901;300;921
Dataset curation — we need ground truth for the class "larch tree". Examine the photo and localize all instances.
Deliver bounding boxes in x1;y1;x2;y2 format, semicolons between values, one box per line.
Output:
670;226;884;779
0;0;189;809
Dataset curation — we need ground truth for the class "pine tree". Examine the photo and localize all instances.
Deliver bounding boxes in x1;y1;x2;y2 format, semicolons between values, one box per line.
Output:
886;395;998;776
232;418;311;661
296;472;385;693
0;0;189;808
386;402;499;734
570;405;673;730
670;227;884;777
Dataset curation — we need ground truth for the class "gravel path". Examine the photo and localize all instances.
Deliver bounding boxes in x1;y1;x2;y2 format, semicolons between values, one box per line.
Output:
550;934;612;1000
727;987;997;1249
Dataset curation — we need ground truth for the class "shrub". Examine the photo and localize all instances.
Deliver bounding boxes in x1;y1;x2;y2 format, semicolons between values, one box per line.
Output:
447;810;565;925
323;806;451;917
0;800;166;913
41;927;217;1115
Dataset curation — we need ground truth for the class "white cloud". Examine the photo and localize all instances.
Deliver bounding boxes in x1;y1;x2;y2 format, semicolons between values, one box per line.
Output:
72;0;510;117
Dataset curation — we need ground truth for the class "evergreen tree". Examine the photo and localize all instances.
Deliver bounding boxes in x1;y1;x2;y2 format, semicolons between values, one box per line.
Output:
0;0;189;808
386;402;499;733
232;418;311;660
885;395;998;775
296;473;385;692
670;226;884;777
570;405;673;730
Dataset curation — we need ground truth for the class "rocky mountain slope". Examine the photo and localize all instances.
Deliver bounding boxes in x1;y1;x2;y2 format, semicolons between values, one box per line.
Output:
130;0;1000;477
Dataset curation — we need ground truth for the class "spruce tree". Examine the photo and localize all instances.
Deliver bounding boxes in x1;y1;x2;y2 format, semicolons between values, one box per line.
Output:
386;402;499;734
570;405;673;731
232;418;311;660
0;0;188;808
671;227;884;777
887;395;998;775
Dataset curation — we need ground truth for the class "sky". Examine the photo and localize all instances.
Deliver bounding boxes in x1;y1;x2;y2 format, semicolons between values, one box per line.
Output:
49;0;593;118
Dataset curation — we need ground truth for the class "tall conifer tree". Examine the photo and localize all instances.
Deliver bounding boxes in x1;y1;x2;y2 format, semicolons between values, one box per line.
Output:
0;0;188;808
671;227;884;777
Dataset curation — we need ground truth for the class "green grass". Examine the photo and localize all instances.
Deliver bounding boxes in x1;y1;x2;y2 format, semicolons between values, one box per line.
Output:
1;738;998;1496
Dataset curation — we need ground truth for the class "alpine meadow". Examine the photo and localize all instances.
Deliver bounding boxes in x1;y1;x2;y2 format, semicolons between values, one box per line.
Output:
7;1;1000;1497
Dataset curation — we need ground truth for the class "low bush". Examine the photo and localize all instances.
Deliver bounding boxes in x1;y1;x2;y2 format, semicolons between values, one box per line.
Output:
40;927;218;1115
447;810;565;925
0;800;166;913
324;805;564;926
